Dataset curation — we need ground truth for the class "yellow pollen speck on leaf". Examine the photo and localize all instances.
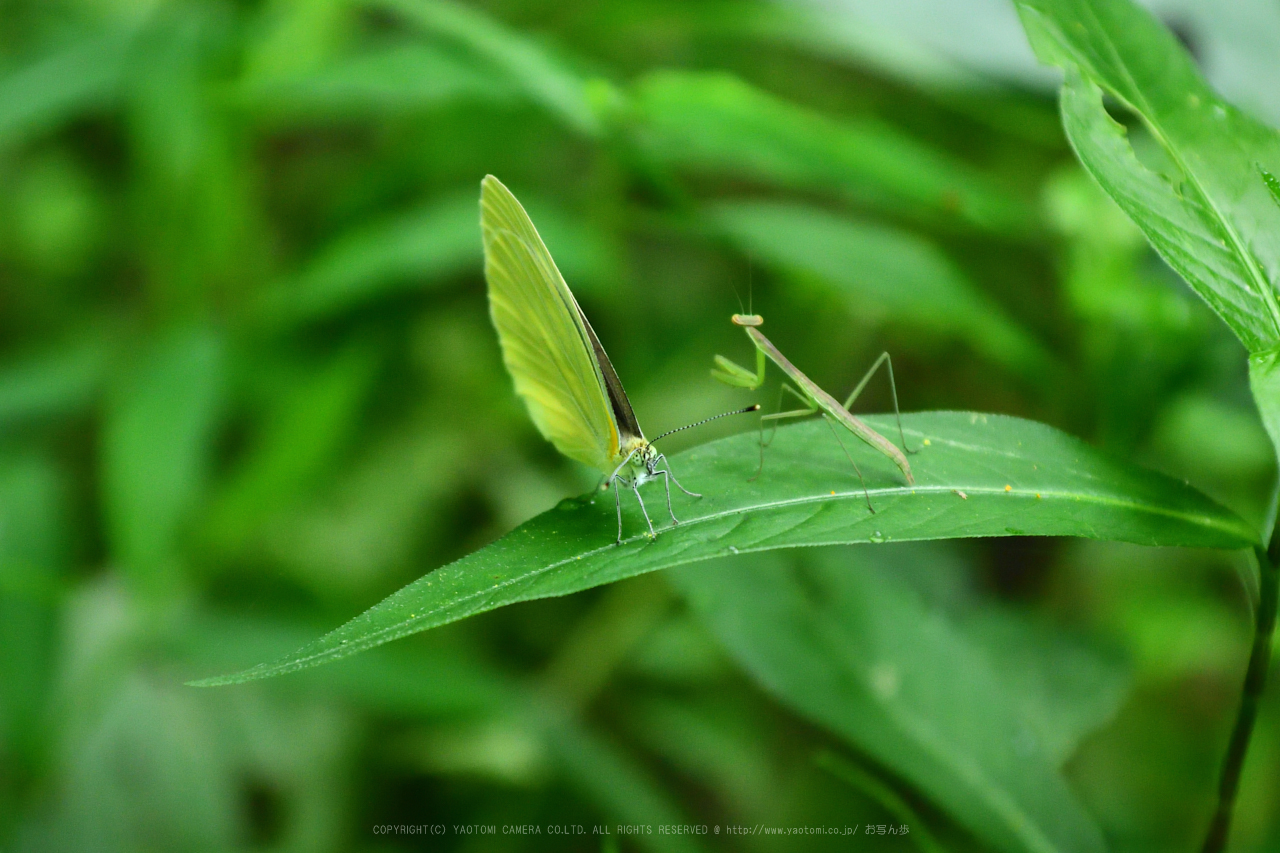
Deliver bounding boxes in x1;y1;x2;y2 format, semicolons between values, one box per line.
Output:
1036;493;1041;499
923;439;931;446
830;490;836;495
1004;484;1012;492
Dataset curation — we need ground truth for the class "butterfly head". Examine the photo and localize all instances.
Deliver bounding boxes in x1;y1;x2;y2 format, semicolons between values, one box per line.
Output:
637;440;660;475
616;436;659;478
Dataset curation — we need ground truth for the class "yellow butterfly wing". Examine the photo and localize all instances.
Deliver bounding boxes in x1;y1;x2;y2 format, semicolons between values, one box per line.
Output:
480;175;620;473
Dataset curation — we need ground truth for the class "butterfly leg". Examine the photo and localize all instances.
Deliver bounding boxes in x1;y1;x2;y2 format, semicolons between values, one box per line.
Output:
823;414;874;513
658;469;680;527
655;455;700;498
842;352;914;454
630;479;657;538
613;476;625;544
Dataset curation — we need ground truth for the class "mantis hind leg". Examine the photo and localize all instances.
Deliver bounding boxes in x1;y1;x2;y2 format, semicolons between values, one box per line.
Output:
823;414;874;514
842;352;914;454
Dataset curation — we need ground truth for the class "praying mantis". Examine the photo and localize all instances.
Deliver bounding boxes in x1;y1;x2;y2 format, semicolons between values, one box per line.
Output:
711;313;914;510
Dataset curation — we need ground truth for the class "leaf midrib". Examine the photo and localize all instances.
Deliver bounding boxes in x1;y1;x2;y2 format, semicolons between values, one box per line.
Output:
1070;1;1280;343
205;479;1251;683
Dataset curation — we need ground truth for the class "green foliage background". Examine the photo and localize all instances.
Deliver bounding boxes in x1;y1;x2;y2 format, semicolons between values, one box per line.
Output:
2;0;1280;849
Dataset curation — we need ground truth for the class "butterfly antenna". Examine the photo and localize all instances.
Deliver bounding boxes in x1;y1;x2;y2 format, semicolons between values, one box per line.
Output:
653;405;760;443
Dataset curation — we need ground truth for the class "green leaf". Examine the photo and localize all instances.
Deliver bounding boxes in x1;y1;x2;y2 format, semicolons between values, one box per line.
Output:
255;192;480;327
0;455;68;760
255;190;613;327
958;607;1126;765
101;327;225;583
0;31;131;148
630;70;1032;234
709;200;1051;375
0;332;109;429
190;411;1254;686
1248;346;1280;470
240;42;515;119
670;549;1105;853
204;344;378;550
240;0;350;83
128;5;263;303
177;612;513;717
1014;0;1280;352
1263;168;1280;209
368;0;599;136
540;713;702;853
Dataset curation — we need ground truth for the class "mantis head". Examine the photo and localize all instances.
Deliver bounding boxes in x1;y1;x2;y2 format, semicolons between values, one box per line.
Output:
731;313;763;327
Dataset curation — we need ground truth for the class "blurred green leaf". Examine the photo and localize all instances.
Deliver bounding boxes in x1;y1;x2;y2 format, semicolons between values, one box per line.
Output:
815;752;945;852
710;200;1050;375
1015;0;1280;353
540;712;702;853
258;189;616;327
205;344;378;549
183;612;701;849
0;455;67;765
46;676;239;852
623;695;773;818
127;5;262;307
0;333;109;430
0;31;131;148
671;549;1105;853
241;42;516;120
101;327;225;583
258;423;474;596
630;70;1032;233
179;612;512;718
256;192;479;327
241;0;351;83
370;0;600;135
9;152;105;279
960;608;1126;764
192;411;1254;685
723;0;989;94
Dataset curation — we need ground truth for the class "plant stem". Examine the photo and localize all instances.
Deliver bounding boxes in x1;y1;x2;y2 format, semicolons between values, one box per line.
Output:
1201;542;1280;853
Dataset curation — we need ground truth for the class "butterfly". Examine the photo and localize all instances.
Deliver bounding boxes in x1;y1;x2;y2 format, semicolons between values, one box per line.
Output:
480;175;754;543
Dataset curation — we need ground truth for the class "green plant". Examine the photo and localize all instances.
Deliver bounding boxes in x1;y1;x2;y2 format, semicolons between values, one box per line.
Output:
4;0;1280;849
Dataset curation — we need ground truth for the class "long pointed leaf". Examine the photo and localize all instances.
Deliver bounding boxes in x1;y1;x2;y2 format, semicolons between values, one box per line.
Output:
191;412;1254;686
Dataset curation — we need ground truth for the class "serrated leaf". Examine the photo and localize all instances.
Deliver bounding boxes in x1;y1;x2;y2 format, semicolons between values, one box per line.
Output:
1015;0;1280;352
191;412;1254;686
